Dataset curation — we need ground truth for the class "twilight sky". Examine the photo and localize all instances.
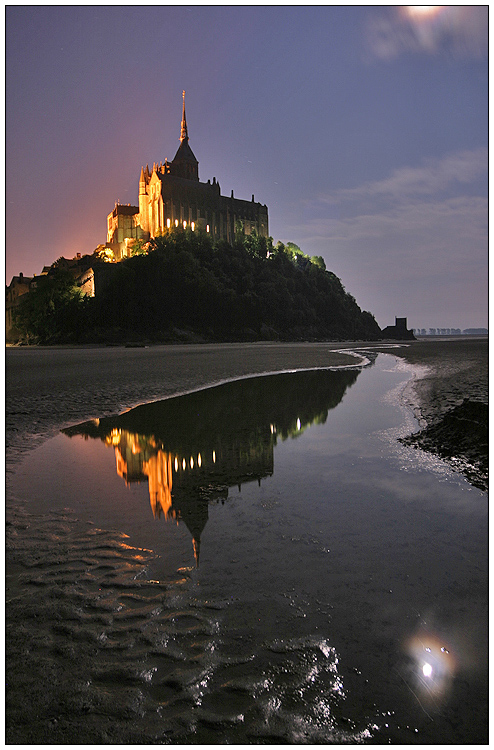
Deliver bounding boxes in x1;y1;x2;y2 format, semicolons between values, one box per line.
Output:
6;5;488;330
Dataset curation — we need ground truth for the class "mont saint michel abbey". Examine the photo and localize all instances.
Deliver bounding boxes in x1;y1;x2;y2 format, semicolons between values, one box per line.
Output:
106;92;269;260
6;92;269;339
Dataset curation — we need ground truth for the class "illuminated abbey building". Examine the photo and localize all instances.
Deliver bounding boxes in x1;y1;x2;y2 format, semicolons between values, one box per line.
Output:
107;92;269;260
5;92;268;341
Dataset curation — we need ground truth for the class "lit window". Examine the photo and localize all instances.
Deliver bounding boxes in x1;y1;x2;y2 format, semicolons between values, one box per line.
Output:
206;224;210;232
167;218;171;228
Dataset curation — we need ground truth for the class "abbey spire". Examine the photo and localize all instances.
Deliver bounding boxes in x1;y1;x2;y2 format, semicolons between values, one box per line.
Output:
171;90;199;181
180;90;188;143
105;91;268;257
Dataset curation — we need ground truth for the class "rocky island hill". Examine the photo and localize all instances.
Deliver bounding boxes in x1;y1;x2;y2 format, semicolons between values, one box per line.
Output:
11;229;382;345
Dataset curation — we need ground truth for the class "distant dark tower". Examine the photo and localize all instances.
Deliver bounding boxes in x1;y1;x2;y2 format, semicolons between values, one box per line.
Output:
170;90;199;181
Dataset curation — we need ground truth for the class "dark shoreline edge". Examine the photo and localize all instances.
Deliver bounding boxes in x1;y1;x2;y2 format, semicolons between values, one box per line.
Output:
371;337;488;491
400;399;487;491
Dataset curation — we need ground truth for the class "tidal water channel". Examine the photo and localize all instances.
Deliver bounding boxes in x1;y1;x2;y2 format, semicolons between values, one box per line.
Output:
7;354;487;744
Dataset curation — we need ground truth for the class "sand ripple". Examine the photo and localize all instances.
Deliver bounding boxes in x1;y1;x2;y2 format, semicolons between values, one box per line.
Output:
6;504;379;744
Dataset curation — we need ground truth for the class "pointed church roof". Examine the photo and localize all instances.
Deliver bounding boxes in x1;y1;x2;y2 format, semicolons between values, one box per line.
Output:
172;91;198;166
173;139;199;164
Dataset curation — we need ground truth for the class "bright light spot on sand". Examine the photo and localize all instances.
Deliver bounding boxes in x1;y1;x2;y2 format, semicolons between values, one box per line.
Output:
404;631;456;707
423;662;433;677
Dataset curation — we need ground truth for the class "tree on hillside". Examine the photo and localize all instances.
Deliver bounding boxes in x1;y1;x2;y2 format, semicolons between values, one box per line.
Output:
129;239;149;256
16;227;381;343
94;245;116;263
311;255;326;271
13;268;89;344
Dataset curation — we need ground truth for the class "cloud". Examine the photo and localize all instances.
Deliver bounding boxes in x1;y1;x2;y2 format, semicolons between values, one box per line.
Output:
303;195;487;268
306;148;487;260
365;6;488;61
284;149;487;327
330;148;487;204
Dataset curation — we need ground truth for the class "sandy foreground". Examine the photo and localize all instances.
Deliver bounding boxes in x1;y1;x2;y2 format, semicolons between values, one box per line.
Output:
6;337;488;488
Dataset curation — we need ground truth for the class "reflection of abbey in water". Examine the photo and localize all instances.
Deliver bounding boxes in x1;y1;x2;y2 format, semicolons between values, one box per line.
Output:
106;426;274;565
64;369;359;565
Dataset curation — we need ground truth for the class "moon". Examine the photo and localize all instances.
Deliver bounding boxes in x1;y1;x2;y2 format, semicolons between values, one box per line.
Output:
406;6;442;19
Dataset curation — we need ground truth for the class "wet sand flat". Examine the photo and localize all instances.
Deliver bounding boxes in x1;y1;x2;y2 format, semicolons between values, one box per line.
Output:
7;338;487;438
7;337;488;481
373;337;488;422
6;342;358;467
5;338;488;744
